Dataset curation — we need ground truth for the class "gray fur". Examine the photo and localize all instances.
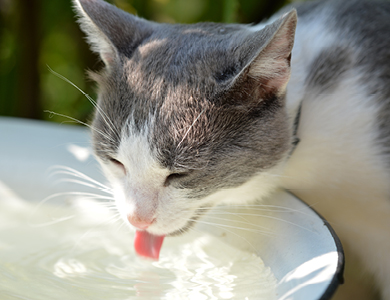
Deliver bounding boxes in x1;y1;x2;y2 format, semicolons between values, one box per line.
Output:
74;0;390;221
306;45;353;93
76;0;296;199
330;0;390;156
296;0;390;158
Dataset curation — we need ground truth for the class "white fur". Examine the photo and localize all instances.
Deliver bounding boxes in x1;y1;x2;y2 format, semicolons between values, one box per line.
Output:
100;118;207;235
100;119;168;231
249;11;390;298
101;116;285;236
281;13;390;299
204;165;285;206
73;0;118;66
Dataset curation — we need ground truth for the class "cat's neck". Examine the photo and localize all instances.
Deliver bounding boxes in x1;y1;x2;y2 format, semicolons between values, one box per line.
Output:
285;83;304;150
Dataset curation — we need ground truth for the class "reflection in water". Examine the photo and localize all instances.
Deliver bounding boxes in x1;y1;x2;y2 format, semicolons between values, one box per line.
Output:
0;188;277;300
279;252;338;300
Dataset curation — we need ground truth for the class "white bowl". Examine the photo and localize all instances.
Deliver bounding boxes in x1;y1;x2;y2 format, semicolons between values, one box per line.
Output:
0;117;344;299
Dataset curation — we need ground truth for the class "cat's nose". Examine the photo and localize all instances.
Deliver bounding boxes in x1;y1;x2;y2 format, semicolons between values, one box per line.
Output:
127;214;154;230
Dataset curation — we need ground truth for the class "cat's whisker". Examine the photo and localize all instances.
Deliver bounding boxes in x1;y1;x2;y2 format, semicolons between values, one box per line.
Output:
91;200;116;206
60;180;111;195
197;214;273;232
29;215;76;227
47;66;121;143
176;109;205;150
206;223;258;252
190;205;314;233
27;196;91;228
203;204;314;217
49;166;112;192
68;213;123;254
53;178;112;193
103;214;123;226
210;212;312;232
29;193;118;228
114;218;130;233
172;160;210;171
84;93;121;142
44;110;116;144
211;203;298;209
53;190;114;200
28;193;71;226
29;191;115;220
189;218;276;237
265;173;294;179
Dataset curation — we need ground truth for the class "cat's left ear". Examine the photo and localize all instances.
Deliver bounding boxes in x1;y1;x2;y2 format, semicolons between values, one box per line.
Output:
73;0;153;67
226;10;297;101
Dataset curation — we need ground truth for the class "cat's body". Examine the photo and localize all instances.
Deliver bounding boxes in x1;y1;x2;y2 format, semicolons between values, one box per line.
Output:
267;1;390;298
74;0;390;298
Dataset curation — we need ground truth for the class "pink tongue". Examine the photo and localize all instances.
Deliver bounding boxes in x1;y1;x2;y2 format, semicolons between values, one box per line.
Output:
134;230;165;260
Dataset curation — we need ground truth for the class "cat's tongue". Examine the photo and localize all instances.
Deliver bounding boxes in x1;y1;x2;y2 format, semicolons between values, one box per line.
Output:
134;230;165;260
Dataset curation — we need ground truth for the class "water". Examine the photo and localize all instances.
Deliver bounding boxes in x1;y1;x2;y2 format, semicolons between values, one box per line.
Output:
0;195;277;300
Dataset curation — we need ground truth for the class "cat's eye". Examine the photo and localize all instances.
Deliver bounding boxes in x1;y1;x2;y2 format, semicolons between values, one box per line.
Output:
108;157;126;174
164;173;188;187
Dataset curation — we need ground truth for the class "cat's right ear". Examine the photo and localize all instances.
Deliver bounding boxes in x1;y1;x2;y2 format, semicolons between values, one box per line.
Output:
73;0;153;67
220;10;297;105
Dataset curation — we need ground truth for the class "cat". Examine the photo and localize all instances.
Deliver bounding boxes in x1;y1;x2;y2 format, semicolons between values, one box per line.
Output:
73;0;390;299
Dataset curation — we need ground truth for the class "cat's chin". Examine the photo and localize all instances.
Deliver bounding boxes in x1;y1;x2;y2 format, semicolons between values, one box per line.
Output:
144;221;194;237
153;207;208;237
166;217;198;237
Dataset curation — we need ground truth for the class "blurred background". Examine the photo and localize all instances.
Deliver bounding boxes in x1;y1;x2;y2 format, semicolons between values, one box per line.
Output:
0;0;292;125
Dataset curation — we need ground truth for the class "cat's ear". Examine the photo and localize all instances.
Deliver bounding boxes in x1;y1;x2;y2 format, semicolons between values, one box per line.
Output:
247;10;297;93
226;10;297;102
73;0;153;67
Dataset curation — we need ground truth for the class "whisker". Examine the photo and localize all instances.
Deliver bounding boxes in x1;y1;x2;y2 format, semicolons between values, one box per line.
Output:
114;219;129;233
44;110;116;144
28;190;117;227
54;178;112;194
103;214;123;226
201;207;314;233
55;191;114;201
199;214;272;232
176;109;205;150
47;66;121;142
29;215;76;227
203;204;313;217
69;213;123;254
92;201;117;207
192;219;260;252
191;218;276;237
49;166;112;192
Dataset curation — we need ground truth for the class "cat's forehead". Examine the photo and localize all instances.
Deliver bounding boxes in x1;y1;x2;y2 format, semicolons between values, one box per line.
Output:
93;25;243;160
138;22;247;61
124;23;249;89
90;10;296;172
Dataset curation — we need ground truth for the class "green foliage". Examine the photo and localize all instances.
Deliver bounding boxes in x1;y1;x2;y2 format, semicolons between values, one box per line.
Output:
0;0;291;125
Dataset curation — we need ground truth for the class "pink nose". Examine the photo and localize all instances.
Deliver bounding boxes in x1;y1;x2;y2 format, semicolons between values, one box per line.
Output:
127;215;154;230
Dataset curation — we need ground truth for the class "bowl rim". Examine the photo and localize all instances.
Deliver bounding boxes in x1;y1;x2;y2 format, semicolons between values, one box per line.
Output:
288;191;345;300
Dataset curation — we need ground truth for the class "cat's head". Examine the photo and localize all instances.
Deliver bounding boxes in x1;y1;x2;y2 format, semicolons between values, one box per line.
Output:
74;0;297;237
